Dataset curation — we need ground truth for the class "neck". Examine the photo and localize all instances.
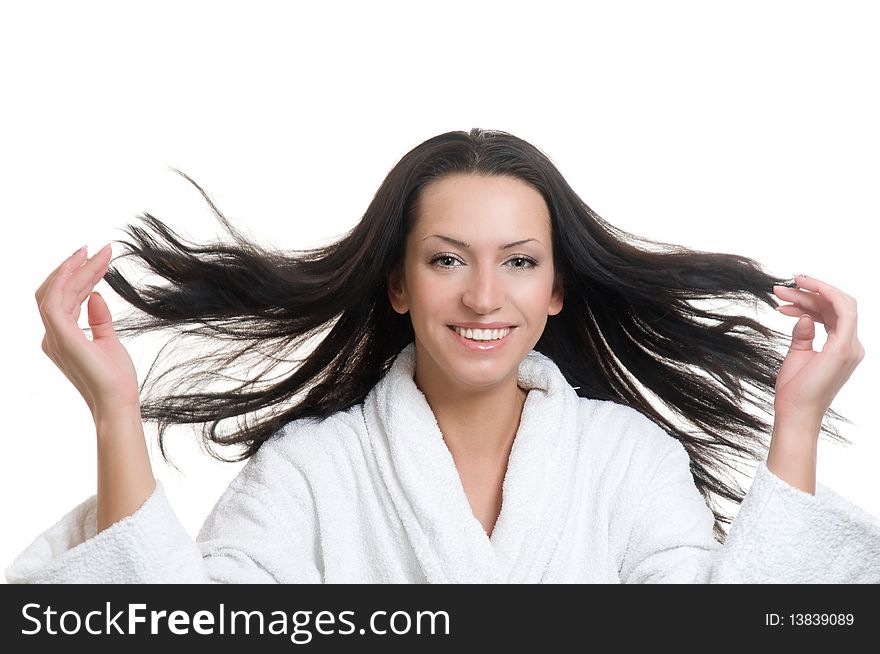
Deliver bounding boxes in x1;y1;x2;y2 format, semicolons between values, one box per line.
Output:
413;354;529;463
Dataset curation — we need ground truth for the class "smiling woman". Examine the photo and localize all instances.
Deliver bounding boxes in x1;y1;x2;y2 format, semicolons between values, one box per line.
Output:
9;127;880;584
385;174;565;534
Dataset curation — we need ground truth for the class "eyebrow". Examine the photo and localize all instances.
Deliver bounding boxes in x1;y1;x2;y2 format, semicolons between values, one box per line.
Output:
421;234;542;250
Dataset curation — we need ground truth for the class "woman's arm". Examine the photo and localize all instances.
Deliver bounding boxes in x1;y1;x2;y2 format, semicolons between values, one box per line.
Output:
95;406;156;533
33;243;160;537
769;273;865;495
620;274;874;583
766;415;819;495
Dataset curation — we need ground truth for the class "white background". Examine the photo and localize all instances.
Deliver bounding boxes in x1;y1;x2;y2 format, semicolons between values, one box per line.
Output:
2;0;877;579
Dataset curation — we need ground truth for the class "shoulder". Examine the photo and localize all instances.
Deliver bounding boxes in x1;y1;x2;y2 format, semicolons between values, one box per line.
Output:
574;396;687;479
572;398;699;545
229;404;367;497
265;404;365;454
256;404;366;469
575;396;678;449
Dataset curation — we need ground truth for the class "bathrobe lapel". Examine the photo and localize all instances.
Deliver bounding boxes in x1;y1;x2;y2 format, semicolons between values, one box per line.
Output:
362;342;582;583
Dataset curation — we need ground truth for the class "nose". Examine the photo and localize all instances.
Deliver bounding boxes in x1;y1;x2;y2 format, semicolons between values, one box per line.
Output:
461;263;505;314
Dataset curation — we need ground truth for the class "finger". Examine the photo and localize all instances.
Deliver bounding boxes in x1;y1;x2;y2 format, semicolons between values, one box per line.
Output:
775;303;824;322
61;242;112;296
794;274;856;303
791;274;858;351
772;286;829;321
41;243;112;342
35;246;87;304
788;314;815;352
36;246;90;336
86;291;117;341
57;243;113;314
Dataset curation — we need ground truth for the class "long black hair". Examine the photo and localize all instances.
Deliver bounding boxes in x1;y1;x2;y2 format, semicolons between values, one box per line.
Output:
97;127;853;542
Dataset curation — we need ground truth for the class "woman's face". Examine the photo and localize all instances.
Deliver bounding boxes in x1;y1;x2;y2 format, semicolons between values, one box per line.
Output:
388;173;563;392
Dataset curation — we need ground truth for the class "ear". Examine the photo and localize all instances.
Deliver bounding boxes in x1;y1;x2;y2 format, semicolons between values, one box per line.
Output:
387;267;409;315
548;273;564;316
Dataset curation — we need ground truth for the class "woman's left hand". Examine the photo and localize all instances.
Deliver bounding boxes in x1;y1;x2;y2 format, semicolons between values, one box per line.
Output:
771;275;865;426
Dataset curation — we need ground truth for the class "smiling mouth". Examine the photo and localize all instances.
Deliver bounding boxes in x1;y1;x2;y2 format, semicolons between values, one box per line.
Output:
447;325;515;340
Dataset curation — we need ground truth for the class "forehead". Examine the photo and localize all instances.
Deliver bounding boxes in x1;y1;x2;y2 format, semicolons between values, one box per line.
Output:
415;174;550;234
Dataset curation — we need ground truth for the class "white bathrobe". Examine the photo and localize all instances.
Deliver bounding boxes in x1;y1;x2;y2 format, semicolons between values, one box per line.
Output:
7;342;880;583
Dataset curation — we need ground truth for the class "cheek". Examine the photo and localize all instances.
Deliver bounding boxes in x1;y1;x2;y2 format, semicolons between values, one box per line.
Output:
512;275;553;301
519;281;558;320
413;272;443;291
525;295;554;317
405;270;451;311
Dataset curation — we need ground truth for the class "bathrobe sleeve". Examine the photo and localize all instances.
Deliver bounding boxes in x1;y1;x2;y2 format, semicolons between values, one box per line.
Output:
5;435;322;584
618;435;880;584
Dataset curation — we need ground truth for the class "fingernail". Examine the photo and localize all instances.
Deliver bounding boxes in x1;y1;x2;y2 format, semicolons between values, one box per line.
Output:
72;245;86;256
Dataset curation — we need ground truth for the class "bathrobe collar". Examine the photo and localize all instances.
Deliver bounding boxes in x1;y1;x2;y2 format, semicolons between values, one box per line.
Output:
362;341;582;583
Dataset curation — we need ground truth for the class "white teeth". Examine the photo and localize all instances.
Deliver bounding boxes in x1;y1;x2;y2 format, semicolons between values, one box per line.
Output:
452;326;511;341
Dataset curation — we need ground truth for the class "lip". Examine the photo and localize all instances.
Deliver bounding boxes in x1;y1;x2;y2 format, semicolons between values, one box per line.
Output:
447;325;516;352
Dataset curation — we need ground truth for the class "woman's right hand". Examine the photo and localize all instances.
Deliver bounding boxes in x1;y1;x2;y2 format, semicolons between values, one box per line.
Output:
35;243;141;421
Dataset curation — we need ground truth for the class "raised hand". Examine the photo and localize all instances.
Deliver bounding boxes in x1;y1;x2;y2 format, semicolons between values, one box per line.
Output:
35;244;141;421
772;274;865;426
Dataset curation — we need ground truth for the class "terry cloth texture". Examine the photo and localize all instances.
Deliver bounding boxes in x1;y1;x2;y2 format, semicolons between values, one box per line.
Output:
8;342;880;583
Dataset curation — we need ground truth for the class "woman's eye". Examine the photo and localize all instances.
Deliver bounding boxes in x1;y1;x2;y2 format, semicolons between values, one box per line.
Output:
433;255;460;267
429;254;537;269
508;257;536;269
